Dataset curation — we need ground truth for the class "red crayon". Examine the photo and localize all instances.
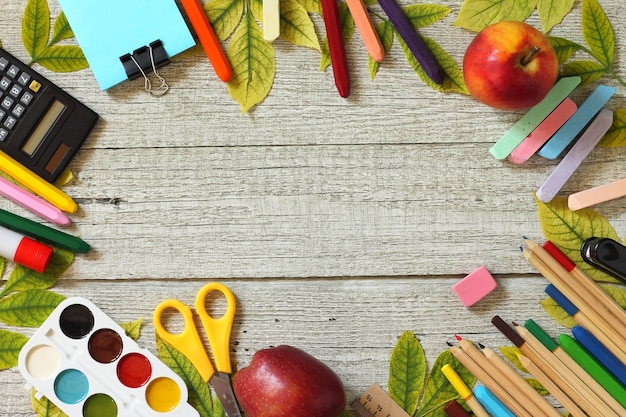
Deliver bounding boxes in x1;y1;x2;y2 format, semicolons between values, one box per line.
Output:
321;0;350;97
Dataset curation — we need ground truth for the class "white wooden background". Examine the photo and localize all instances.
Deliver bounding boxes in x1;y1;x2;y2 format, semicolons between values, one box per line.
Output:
1;0;625;415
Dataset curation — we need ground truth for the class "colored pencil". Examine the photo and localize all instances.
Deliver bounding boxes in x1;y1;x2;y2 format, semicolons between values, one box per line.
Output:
515;352;586;417
491;316;615;417
480;344;560;417
516;323;624;416
523;240;626;362
320;0;350;97
543;240;626;331
448;345;529;417
441;363;489;417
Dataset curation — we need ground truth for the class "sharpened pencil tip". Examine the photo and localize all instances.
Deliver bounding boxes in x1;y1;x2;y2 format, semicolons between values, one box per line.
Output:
478;342;485;349
446;341;454;347
454;335;462;341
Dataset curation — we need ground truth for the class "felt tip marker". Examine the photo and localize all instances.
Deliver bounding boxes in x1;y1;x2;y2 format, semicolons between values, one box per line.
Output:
0;175;71;226
0;225;53;273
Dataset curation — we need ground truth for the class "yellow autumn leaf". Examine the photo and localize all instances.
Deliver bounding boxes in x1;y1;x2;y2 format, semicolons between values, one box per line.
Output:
278;0;321;50
227;10;276;113
537;0;574;33
453;0;537;32
534;194;621;283
601;108;626;147
205;0;245;42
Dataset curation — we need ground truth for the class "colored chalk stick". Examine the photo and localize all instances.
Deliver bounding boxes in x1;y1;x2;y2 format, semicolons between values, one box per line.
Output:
568;177;626;211
474;386;515;417
489;76;581;160
508;98;577;164
539;85;616;160
536;108;613;203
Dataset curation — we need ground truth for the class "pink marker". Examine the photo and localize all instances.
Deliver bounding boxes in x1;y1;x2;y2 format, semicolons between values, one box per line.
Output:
0;225;53;273
508;98;577;164
0;176;71;226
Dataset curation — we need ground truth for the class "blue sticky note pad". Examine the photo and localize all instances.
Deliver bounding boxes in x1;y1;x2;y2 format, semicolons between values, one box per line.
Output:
538;85;615;160
57;0;195;90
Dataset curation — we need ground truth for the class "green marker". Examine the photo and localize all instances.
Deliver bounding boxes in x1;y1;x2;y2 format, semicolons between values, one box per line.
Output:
489;76;581;160
0;208;90;253
559;333;626;409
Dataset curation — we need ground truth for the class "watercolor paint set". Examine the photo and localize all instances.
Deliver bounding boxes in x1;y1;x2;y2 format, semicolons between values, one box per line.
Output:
18;297;200;417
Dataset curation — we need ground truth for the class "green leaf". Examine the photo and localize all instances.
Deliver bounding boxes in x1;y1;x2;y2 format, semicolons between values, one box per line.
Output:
49;12;74;46
600;284;626;308
227;9;276;113
205;0;245;42
0;248;74;298
0;329;28;370
537;0;574;33
601;108;626;147
31;389;67;417
581;0;614;68
156;336;214;417
320;2;355;71
453;0;538;32
398;35;468;94
296;0;321;14
404;4;451;29
22;0;50;58
120;316;144;341
369;20;394;79
534;195;621;283
548;37;584;65
417;349;476;416
540;296;578;327
388;330;426;415
0;289;65;327
32;45;88;72
278;0;321;50
561;60;606;85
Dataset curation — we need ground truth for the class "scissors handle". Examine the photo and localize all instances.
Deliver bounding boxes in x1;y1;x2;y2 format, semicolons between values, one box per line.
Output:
194;282;236;374
153;299;215;382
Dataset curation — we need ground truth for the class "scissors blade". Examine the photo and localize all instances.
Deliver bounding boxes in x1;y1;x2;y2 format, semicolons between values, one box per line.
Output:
210;372;242;417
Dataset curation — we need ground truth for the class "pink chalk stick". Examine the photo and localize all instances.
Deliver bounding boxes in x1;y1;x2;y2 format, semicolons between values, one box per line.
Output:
509;98;578;165
452;265;497;307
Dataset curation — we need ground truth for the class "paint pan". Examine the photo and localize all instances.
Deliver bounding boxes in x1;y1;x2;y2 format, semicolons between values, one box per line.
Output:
18;297;200;417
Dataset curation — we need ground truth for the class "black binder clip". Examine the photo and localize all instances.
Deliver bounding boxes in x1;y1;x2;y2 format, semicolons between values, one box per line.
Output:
120;40;170;81
581;237;626;284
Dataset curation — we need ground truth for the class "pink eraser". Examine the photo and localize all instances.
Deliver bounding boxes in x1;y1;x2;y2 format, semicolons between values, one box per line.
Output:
453;266;497;307
509;98;578;165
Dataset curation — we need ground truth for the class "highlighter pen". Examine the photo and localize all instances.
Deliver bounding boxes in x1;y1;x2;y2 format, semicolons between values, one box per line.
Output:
377;0;443;84
0;151;77;213
180;0;232;82
572;325;626;387
321;0;350;97
441;364;489;417
0;225;53;273
559;333;626;409
0;175;71;226
345;0;385;62
473;386;515;417
0;208;90;253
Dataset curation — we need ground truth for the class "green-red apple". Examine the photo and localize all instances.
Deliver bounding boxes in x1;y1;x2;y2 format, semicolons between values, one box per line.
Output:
463;21;558;110
233;345;345;417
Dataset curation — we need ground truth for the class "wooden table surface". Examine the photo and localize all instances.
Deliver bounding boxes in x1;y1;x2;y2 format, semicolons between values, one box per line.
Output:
1;0;625;415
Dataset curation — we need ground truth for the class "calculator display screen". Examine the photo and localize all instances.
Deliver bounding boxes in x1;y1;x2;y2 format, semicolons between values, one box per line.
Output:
21;99;66;156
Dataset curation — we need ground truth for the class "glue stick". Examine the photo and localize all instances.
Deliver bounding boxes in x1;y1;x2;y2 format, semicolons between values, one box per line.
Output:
0;225;53;273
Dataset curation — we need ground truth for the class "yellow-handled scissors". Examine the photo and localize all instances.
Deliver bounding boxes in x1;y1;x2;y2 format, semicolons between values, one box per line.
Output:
153;282;242;417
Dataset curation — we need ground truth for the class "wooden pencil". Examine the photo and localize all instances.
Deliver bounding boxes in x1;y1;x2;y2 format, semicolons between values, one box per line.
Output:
543;240;626;331
516;324;625;416
448;345;530;417
515;352;586;417
491;315;616;417
480;346;561;417
522;244;626;363
457;338;537;417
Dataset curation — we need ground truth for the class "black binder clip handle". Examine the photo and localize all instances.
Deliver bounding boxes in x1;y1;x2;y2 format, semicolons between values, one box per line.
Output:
120;40;170;95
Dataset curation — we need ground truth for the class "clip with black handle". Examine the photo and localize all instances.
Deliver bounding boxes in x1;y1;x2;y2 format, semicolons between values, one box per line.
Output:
581;237;626;284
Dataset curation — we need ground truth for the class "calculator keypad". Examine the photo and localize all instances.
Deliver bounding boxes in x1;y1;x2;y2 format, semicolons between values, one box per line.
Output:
0;57;41;143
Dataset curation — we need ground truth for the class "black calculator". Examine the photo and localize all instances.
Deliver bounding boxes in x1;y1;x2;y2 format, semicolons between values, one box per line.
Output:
0;48;98;182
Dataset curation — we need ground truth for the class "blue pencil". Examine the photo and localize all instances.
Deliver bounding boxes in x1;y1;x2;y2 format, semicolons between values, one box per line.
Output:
572;325;626;387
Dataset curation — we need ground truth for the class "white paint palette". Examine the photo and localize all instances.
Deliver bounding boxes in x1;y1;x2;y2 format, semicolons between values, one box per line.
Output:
18;297;200;417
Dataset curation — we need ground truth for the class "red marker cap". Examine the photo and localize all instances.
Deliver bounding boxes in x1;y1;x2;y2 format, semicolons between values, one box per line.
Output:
14;237;54;273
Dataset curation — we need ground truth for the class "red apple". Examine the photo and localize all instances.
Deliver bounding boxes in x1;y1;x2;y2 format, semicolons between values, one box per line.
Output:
233;345;346;417
463;21;558;110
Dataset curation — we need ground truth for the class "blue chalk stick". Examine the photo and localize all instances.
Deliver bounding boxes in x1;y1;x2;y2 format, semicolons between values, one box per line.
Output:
474;386;516;417
538;85;615;160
